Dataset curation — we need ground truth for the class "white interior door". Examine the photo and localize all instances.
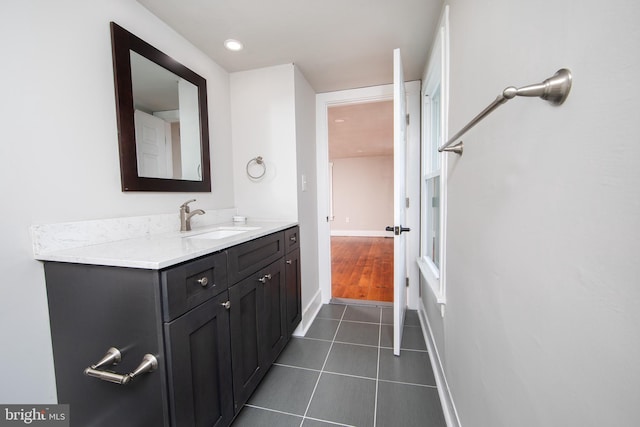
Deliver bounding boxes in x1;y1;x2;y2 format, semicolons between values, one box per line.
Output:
392;48;408;356
134;109;172;179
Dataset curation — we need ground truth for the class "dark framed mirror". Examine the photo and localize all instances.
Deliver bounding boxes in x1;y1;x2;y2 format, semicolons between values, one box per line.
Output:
110;22;211;192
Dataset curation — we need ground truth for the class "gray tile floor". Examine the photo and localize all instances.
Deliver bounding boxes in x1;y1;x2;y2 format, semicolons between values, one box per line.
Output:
232;303;446;427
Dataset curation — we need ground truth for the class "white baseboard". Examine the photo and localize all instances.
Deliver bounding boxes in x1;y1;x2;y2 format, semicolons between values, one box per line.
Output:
330;230;392;237
418;299;461;427
292;288;323;337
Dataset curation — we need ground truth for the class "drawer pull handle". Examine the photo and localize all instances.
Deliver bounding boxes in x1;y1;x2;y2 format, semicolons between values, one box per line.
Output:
290;236;297;242
286;260;292;264
197;277;209;287
258;274;272;283
221;301;231;310
84;349;157;385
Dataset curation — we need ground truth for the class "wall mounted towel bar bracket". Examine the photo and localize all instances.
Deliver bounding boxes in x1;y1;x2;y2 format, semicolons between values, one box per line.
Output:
439;68;572;155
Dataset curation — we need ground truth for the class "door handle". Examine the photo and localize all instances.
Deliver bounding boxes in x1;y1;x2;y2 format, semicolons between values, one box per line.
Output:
385;225;411;235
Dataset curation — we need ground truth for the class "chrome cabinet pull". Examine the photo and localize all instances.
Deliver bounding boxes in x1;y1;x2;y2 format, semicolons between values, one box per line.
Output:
197;276;209;287
258;274;272;283
286;260;292;265
221;301;231;310
289;235;297;242
84;348;157;385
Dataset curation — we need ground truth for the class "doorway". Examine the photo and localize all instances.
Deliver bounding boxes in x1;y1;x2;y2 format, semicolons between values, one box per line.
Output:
315;82;421;309
328;100;394;303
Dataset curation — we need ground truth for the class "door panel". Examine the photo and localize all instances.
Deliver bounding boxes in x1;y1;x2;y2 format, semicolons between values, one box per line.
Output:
393;48;408;356
285;247;302;335
164;293;234;427
261;259;287;366
229;275;264;411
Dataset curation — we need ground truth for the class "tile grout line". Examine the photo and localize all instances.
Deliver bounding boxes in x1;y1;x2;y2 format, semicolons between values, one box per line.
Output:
272;362;321;373
299;305;347;427
378;377;439;389
242;404;304;420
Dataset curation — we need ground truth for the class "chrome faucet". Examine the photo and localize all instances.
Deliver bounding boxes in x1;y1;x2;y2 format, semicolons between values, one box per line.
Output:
179;199;205;232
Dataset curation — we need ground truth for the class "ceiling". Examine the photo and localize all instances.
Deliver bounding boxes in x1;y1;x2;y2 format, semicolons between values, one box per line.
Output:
137;0;443;93
328;101;394;159
136;0;442;158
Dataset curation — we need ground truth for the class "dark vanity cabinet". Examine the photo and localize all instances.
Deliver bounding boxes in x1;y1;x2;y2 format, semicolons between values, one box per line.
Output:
44;226;301;427
227;231;288;411
284;227;302;336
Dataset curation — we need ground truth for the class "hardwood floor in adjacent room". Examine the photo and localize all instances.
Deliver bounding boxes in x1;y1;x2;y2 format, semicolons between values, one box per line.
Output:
331;236;394;302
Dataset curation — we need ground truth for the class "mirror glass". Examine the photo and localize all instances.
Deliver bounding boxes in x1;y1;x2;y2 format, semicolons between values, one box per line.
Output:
110;22;211;192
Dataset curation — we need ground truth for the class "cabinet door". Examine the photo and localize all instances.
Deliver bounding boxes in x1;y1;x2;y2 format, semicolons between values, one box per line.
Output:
261;258;288;367
285;247;302;336
164;293;233;427
228;274;264;412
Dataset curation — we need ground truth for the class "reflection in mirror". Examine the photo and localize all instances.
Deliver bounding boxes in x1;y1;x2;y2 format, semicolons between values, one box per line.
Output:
110;22;211;192
130;52;202;181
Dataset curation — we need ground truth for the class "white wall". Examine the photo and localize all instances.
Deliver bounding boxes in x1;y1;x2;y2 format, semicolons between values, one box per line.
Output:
0;0;233;403
294;66;321;323
230;63;320;329
230;64;298;221
330;155;393;236
422;0;640;425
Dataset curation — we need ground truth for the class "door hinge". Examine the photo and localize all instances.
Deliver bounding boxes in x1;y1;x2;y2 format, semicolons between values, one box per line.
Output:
405;277;410;287
406;114;410;126
405;197;410;208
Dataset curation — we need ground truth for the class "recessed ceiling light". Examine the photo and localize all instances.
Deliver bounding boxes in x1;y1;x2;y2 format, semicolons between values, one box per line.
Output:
224;39;244;51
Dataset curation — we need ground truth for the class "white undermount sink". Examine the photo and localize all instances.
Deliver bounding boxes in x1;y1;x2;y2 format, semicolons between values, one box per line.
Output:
187;226;260;240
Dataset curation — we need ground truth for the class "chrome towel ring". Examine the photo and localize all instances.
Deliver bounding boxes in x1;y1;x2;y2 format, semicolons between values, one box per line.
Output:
246;156;266;179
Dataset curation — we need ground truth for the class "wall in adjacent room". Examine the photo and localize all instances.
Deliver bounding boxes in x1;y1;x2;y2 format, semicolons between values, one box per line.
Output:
330;155;394;236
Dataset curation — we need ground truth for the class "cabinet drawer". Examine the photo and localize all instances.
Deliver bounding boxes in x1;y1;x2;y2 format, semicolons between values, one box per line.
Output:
161;252;228;321
284;226;300;252
227;232;284;283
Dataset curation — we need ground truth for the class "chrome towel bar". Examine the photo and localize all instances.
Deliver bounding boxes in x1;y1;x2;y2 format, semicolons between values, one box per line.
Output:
439;68;572;155
83;347;158;385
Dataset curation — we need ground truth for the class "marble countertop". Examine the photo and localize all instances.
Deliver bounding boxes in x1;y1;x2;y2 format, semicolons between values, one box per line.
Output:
33;220;297;270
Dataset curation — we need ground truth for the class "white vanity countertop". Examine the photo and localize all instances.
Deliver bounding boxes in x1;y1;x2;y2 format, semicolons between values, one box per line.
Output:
34;220;298;270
